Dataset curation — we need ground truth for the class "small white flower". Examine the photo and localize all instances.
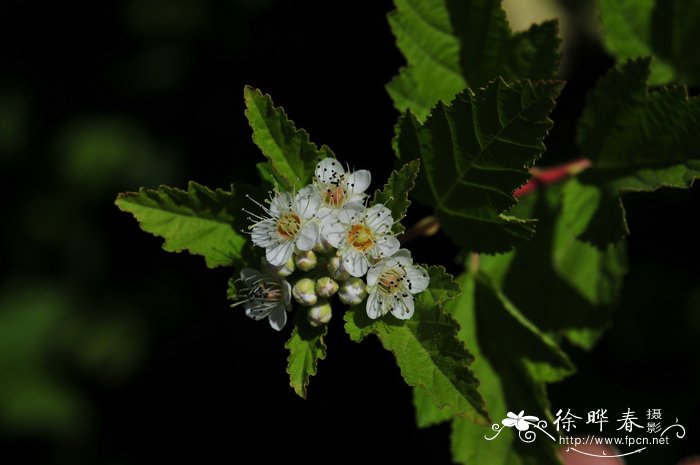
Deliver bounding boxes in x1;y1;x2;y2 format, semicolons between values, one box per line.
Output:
322;203;400;277
365;249;429;320
232;263;292;331
313;158;371;240
249;186;320;266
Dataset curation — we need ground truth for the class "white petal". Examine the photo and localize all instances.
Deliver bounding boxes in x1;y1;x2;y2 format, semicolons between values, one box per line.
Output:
406;265;430;294
251;220;278;248
345;169;371;196
266;241;294;266
270;191;293;217
267;305;288;331
390;293;415;320
321;218;346;248
364;204;393;232
337;203;364;224
283;280;292;307
392;248;412;260
343;247;369;277
240;268;264;286
295;186;320;219
366;261;385;287
295;221;319;251
366;291;383;319
373;235;400;259
245;304;270;320
315;206;334;219
314;158;345;184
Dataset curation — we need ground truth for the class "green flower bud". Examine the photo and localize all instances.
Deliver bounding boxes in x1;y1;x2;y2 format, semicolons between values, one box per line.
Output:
313;238;335;254
327;256;350;281
273;257;295;277
315;277;339;298
295;250;318;272
307;301;332;327
292;278;318;306
338;277;367;306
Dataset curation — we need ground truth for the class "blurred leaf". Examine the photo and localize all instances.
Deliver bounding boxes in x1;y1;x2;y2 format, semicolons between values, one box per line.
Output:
57;118;175;193
244;86;334;191
387;0;560;120
395;78;562;253
0;283;86;434
440;272;573;465
116;181;246;268
285;311;328;399
0;88;29;160
344;266;488;422
565;58;700;247
413;386;453;428
372;159;421;234
598;0;700;85
481;186;627;349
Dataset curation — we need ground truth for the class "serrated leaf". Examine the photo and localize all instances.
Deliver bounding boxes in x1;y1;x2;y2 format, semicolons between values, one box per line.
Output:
395;78;563;253
566;58;700;247
413;386;453;428
480;185;627;349
115;181;245;268
344;266;488;421
445;272;574;465
244;86;334;190
387;0;560;120
285;310;327;399
372;159;420;234
598;0;700;85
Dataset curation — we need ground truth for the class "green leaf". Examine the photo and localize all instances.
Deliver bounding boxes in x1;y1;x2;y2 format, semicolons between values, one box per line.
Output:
598;0;700;85
244;86;334;191
413;386;453;428
480;185;627;349
395;78;563;253
115;181;245;268
285;310;328;399
566;58;700;246
372;159;421;234
387;0;560;120
445;272;574;465
344;266;488;422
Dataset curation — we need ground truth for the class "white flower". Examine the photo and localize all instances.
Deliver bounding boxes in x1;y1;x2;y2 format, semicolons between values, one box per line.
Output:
313;158;371;239
249;186;320;266
365;250;429;320
322;203;400;277
232;263;292;331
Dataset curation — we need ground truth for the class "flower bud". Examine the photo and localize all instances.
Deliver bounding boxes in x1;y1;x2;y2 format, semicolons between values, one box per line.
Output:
307;301;332;327
338;277;367;306
327;255;350;281
272;257;295;277
292;278;318;306
313;237;335;254
315;277;339;298
295;250;318;271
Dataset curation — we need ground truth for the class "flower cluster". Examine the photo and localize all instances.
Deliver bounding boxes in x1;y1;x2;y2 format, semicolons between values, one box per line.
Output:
234;158;429;330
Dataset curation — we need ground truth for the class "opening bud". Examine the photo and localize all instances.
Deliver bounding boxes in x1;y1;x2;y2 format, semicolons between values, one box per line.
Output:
338;277;367;306
292;278;318;306
307;301;332;327
315;276;339;298
295;250;318;271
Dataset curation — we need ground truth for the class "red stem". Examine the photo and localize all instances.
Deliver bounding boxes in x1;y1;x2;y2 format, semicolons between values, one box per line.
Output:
514;158;591;198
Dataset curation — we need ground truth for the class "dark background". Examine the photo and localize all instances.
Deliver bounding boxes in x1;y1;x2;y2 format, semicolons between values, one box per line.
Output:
0;0;698;464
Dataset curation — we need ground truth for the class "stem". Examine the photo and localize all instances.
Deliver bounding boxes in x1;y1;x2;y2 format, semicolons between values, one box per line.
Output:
400;158;591;243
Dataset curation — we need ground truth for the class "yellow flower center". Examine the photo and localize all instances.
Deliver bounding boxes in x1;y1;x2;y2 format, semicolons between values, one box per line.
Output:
378;269;405;294
347;223;374;252
323;185;345;208
276;213;301;239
